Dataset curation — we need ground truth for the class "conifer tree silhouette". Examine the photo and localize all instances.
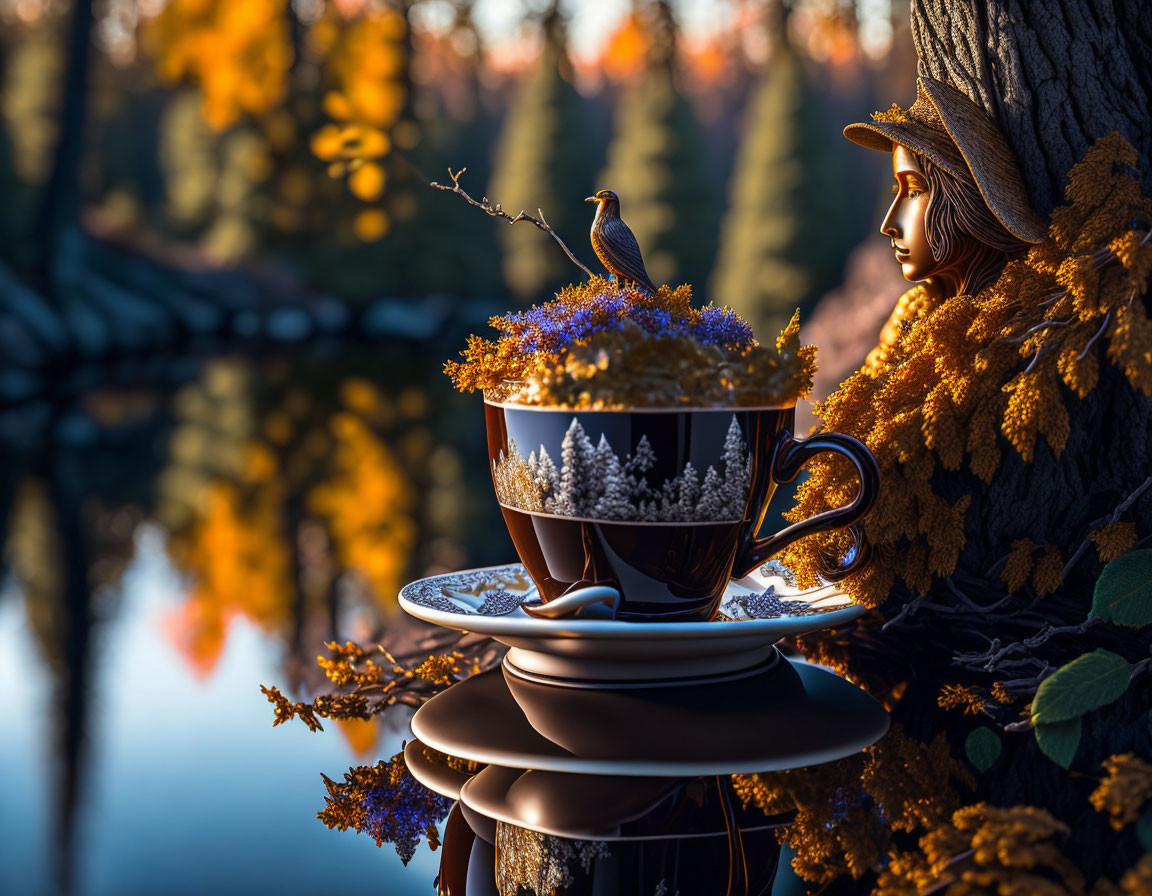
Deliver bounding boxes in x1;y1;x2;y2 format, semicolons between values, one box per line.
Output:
713;39;844;335
488;4;595;299
598;1;717;293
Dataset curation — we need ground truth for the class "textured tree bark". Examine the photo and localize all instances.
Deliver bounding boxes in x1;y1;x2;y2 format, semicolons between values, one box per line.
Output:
910;0;1152;217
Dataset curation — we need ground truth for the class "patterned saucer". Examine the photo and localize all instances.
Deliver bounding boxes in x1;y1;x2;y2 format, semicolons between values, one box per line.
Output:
399;562;864;683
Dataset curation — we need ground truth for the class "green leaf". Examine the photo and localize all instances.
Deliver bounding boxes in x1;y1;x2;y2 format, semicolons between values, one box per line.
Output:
1031;649;1131;725
964;727;1001;772
1035;718;1081;768
1092;549;1152;627
1138;808;1152;852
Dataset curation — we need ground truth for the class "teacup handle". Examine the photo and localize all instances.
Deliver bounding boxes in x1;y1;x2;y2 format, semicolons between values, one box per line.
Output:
736;429;879;582
521;584;620;619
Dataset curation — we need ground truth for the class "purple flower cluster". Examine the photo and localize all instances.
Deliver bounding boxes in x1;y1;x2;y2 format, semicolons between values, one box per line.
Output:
694;305;755;347
361;774;452;864
500;292;755;355
503;293;625;353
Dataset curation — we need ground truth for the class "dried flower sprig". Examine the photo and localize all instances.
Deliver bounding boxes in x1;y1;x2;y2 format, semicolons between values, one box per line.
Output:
262;635;504;731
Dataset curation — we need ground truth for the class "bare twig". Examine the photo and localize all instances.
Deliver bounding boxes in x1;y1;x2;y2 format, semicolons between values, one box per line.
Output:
430;167;596;279
1004;317;1074;344
1023;343;1053;374
881;592;931;630
943;576;1017;613
1076;312;1111;361
953;619;1099;673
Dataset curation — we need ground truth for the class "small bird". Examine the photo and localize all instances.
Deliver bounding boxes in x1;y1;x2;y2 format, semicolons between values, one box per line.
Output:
585;189;657;295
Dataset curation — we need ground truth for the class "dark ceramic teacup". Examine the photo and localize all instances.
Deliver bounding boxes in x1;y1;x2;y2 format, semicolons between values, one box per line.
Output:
485;401;878;622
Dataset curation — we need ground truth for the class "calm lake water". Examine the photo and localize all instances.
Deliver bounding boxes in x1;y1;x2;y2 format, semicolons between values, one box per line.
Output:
0;343;514;895
0;342;812;896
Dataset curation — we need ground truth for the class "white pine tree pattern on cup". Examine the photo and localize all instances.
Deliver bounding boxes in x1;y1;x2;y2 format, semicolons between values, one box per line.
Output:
492;416;751;522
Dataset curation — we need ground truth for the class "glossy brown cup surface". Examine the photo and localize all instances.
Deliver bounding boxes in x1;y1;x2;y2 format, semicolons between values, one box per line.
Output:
485;401;877;622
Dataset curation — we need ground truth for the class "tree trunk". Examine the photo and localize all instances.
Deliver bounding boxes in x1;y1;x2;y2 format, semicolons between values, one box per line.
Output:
910;0;1152;217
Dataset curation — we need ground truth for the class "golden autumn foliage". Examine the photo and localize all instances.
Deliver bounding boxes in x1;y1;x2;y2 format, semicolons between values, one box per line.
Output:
1089;753;1152;830
1032;544;1065;597
732;755;885;882
1090;521;1140;562
143;0;293;130
1111;854;1152;896
875;804;1085;896
937;683;987;716
731;727;972;884
309;8;406;233
262;639;477;734
783;133;1152;608
1002;537;1039;591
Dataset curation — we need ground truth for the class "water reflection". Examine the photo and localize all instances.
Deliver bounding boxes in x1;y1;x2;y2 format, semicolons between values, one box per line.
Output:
394;655;888;895
0;344;509;895
431;770;790;896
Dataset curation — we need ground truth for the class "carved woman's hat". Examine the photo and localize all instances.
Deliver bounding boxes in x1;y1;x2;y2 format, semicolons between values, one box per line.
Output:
843;76;1049;244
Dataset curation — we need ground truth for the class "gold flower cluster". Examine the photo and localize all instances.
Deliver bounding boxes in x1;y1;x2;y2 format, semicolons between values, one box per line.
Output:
731;727;972;884
875;803;1084;896
261;639;471;731
522;311;816;408
872;103;912;124
1089;753;1152;830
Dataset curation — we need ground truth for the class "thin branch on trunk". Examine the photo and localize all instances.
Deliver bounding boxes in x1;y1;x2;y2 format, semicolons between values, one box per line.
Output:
1062;473;1152;579
430;167;596;279
1076;312;1111;361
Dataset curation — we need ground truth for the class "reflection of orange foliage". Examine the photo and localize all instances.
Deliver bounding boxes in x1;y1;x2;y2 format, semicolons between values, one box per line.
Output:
167;378;424;674
335;717;379;758
308;412;416;605
161;590;230;680
165;483;293;677
600;13;650;81
143;0;292;130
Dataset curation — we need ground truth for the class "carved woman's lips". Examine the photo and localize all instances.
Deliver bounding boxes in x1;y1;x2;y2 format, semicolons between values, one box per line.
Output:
892;241;910;257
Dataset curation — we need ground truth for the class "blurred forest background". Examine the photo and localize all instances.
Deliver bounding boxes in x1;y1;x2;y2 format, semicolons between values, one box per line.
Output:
0;0;920;692
0;2;919;892
0;0;915;342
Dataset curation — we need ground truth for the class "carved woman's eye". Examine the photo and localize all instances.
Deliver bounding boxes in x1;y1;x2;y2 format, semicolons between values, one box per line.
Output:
907;188;924;199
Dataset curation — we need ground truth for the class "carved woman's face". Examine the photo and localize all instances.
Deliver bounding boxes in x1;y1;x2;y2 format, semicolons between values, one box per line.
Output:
881;145;936;282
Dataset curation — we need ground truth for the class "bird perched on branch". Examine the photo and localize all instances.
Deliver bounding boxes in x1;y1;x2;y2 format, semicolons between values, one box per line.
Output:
586;189;656;294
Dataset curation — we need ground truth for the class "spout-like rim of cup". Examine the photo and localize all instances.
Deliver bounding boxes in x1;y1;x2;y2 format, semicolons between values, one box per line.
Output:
483;397;798;413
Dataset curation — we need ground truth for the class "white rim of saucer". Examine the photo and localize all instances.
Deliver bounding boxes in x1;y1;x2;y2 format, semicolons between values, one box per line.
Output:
398;563;864;638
